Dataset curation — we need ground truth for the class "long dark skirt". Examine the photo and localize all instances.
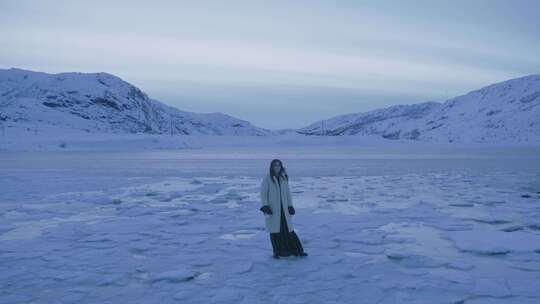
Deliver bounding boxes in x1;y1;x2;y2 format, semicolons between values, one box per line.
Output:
269;205;305;256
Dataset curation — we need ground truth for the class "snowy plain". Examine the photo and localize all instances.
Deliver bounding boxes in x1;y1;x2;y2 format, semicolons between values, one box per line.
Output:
1;134;540;303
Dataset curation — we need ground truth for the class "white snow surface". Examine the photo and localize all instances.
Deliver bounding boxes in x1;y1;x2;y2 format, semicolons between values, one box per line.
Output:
1;144;540;303
0;68;272;136
299;74;540;144
1;68;540;303
1;68;540;146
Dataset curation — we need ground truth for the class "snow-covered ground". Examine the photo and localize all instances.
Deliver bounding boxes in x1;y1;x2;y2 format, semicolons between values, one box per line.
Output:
1;143;540;303
2;68;539;145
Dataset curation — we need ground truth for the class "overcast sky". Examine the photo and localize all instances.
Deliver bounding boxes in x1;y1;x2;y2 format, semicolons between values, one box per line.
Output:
1;0;539;129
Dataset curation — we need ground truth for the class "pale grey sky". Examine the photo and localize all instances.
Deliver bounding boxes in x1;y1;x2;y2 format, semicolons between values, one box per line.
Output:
1;0;539;129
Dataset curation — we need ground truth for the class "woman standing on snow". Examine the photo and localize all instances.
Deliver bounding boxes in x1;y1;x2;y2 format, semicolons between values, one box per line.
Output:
259;159;308;259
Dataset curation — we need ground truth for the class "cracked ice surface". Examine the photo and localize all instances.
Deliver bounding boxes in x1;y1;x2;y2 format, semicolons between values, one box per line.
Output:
1;148;540;303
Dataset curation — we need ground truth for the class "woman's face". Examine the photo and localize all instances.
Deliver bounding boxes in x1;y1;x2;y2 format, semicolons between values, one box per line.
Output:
272;162;282;175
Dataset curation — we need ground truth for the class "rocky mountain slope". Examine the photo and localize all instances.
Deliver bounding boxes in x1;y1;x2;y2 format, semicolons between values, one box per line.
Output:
298;74;540;143
2;68;539;144
0;68;272;136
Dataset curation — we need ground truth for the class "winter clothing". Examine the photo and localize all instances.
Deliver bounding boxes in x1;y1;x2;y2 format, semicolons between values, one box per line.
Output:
259;173;294;233
260;205;272;215
260;172;307;257
288;206;295;215
269;203;305;256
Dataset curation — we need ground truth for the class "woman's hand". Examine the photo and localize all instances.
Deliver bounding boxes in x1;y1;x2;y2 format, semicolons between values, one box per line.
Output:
288;206;295;215
260;205;273;215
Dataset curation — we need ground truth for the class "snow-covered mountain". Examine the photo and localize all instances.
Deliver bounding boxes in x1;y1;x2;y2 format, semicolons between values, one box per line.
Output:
298;74;540;144
2;68;539;144
0;68;273;136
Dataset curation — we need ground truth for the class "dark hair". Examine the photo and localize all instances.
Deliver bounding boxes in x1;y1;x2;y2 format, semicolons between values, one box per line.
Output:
269;159;288;184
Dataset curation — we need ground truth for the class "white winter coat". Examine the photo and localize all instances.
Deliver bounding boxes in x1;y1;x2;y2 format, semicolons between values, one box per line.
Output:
260;173;294;233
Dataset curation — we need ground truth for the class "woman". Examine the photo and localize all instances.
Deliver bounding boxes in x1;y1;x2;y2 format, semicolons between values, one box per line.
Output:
259;159;308;259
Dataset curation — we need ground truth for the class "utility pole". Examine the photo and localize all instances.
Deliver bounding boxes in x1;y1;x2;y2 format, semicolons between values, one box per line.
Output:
0;120;7;150
320;120;326;136
170;113;173;136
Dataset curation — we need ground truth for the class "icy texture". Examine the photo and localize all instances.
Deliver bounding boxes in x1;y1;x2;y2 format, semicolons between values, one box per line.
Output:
299;74;540;144
1;147;539;303
0;68;272;136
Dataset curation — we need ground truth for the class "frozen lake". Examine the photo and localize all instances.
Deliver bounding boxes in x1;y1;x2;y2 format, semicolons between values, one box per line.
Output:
1;146;540;303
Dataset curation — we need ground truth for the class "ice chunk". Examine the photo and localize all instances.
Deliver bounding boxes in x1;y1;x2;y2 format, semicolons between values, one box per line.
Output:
445;230;540;255
385;250;447;268
152;269;199;283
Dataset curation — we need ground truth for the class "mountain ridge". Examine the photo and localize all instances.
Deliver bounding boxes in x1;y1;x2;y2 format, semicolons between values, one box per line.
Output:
1;68;539;144
298;73;540;143
0;68;272;136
